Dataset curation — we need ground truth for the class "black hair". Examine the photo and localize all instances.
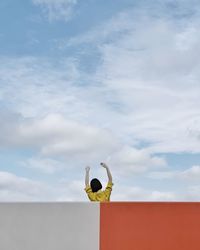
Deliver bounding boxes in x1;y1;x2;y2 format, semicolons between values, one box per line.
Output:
90;178;102;192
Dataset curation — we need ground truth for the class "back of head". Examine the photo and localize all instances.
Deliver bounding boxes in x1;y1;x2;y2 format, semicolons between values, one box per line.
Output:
90;178;102;192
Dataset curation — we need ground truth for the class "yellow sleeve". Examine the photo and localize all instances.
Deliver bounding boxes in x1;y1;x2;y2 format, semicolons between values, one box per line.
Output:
84;185;96;201
104;181;114;200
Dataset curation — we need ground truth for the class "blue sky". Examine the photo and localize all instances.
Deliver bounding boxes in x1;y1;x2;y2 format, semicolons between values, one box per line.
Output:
0;0;200;201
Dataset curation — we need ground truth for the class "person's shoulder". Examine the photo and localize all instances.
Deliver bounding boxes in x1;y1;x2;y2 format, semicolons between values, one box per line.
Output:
105;181;114;191
107;181;114;187
84;185;92;192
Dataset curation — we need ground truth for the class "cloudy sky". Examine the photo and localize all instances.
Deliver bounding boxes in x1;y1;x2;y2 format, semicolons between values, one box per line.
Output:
0;0;200;201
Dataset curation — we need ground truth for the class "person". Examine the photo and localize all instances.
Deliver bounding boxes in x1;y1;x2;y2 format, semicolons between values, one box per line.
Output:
84;162;113;202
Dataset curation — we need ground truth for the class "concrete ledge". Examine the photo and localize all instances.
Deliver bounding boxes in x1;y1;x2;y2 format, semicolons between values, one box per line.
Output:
0;202;99;250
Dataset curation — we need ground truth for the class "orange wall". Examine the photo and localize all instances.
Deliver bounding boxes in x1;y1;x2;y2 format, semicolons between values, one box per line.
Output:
100;202;200;250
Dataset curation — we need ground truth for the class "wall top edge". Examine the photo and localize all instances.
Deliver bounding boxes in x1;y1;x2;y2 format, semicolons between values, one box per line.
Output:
0;201;199;204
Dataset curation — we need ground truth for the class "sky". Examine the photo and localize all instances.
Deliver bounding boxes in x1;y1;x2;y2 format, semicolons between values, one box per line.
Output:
0;0;200;201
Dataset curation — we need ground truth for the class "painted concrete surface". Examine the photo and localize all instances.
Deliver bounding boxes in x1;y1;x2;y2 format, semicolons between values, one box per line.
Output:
100;202;200;250
0;202;99;250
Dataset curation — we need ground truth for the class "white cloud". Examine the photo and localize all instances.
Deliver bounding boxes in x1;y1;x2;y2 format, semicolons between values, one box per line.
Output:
0;171;85;201
0;54;167;175
181;165;200;181
0;169;198;201
32;0;77;22
0;57;81;118
63;11;135;47
149;191;176;201
1;1;200;200
88;9;200;154
57;180;85;201
148;171;177;180
107;146;166;175
0;171;51;201
0;110;166;175
149;165;200;182
0;112;119;162
1;52;199;156
57;6;200;154
111;184;177;201
21;157;65;174
185;185;200;200
111;185;146;201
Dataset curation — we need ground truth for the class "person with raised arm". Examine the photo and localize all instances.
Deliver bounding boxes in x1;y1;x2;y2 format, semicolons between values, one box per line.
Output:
84;163;113;202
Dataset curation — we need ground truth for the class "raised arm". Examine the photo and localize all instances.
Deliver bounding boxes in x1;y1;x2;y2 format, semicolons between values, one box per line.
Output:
101;162;112;183
85;166;90;187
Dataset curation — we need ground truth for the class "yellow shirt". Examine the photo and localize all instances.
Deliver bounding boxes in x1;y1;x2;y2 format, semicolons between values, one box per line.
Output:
84;182;113;202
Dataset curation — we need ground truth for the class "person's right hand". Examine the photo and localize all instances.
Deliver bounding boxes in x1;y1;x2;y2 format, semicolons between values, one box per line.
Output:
85;166;90;172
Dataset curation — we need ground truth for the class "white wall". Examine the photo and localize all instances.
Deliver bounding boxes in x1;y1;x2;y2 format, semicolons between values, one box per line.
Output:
0;203;99;250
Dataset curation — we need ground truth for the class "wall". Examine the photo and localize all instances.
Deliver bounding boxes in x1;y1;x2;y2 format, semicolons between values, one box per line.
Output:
0;203;99;250
1;202;200;250
100;202;200;250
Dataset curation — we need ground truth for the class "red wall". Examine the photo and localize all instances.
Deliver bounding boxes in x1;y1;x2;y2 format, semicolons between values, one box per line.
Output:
100;202;200;250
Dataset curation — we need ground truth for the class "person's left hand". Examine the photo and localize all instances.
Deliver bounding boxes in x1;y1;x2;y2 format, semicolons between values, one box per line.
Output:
85;166;90;171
